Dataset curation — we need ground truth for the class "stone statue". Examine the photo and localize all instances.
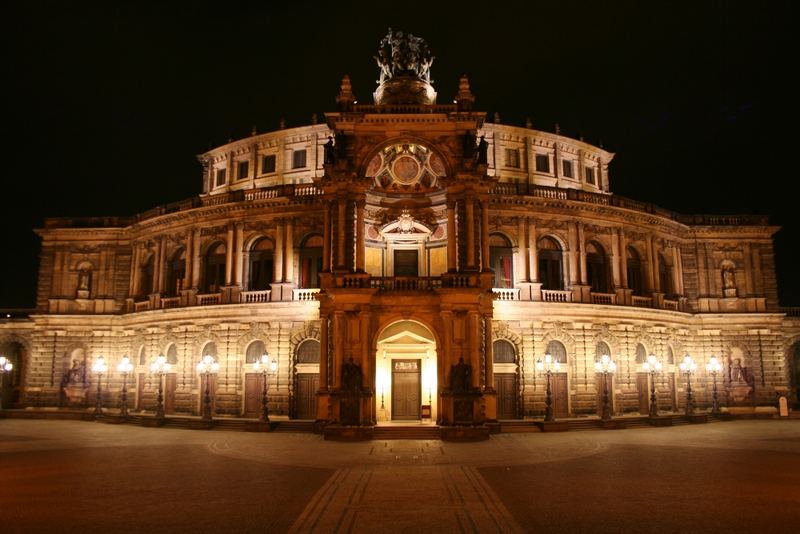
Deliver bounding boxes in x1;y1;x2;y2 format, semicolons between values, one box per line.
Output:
324;136;335;164
77;269;91;292
449;357;472;393
63;359;86;386
375;28;435;84
723;267;735;290
477;135;489;165
342;357;362;392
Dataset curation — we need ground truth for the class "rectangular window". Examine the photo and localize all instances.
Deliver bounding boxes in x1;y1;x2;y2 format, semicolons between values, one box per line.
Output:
261;154;276;174
237;161;249;180
562;160;573;178
535;154;550;173
292;149;307;169
585;166;595;185
504;148;520;168
215;168;226;186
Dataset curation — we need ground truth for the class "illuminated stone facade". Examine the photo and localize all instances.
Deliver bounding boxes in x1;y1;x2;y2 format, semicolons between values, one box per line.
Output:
2;31;799;424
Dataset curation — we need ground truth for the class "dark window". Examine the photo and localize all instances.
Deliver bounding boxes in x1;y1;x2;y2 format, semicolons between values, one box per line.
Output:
586;242;609;293
237;161;249;180
215;168;226;186
585;166;595;185
535;154;550;173
299;235;324;289
659;253;673;295
562;160;573;178
493;340;516;363
203;243;226;293
292;149;307;169
261;154;276;174
249;239;274;291
489;234;513;289
394;250;419;277
296;340;321;364
165;250;186;297
538;237;563;290
627;247;644;296
505;148;520;168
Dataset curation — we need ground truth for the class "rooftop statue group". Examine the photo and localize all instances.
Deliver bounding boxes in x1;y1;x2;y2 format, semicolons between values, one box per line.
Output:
375;28;435;84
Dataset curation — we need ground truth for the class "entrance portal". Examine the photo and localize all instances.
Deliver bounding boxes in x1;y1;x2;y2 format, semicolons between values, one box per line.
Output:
375;320;437;422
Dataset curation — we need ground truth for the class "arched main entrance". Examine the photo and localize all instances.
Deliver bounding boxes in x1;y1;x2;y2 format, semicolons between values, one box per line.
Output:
375;320;438;423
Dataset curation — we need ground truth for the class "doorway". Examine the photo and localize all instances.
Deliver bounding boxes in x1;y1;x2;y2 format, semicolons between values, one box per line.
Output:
392;359;421;420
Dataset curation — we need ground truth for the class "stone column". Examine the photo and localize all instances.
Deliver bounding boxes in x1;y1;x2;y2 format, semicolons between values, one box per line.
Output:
332;311;345;389
184;232;193;290
155;237;165;293
518;217;528;281
742;242;753;296
672;245;684;295
191;230;202;289
619;228;628;288
484;316;494;390
225;225;234;286
336;195;346;270
567;222;578;285
446;199;457;271
469;311;481;388
610;228;621;288
578;222;587;285
284;218;294;283
273;220;284;283
528;219;538;282
480;196;490;271
323;200;331;271
129;243;139;297
234;223;244;286
466;194;476;269
355;199;366;272
318;315;329;391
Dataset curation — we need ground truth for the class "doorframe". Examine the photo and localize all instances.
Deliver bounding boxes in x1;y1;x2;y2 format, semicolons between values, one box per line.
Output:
375;330;437;423
391;358;422;421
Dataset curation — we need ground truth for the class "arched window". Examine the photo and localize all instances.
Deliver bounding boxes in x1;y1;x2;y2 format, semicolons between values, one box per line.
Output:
296;340;321;364
586;241;609;293
248;238;273;291
595;341;611;360
166;344;178;365
658;252;673;296
299;235;323;289
139;254;155;297
489;234;514;289
203;243;226;293
635;343;647;364
493;339;516;363
202;342;217;359
137;345;147;366
166;248;186;297
627;246;645;296
545;340;568;364
665;345;675;365
245;340;266;364
538;237;564;290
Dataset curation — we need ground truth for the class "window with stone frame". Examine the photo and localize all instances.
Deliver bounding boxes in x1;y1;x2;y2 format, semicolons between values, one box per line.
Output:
296;340;320;364
292;149;307;169
245;340;266;364
585;166;595;185
237;160;249;180
261;154;276;174
215;168;226;186
535;154;550;173
166;344;178;365
562;160;574;178
504;148;520;168
545;340;568;363
493;339;516;363
635;343;647;364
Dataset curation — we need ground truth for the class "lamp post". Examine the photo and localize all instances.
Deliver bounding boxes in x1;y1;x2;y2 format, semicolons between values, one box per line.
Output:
594;354;617;421
117;355;133;419
91;356;108;417
197;355;219;421
150;354;171;420
252;352;278;422
642;354;663;418
706;355;722;415
679;354;697;416
0;356;13;411
536;353;561;422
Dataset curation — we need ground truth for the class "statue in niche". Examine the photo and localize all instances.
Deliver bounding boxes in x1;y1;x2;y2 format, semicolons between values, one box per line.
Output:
477;135;488;165
722;267;736;289
449;357;472;393
341;357;362;392
77;268;91;298
324;136;335;164
62;358;87;387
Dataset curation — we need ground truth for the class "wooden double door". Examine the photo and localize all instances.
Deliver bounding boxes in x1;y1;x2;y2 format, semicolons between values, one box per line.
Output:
392;359;421;420
494;373;519;419
637;372;677;413
136;373;177;413
295;373;319;420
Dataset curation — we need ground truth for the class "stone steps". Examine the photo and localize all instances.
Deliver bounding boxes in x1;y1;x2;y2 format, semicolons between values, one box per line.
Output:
372;426;441;440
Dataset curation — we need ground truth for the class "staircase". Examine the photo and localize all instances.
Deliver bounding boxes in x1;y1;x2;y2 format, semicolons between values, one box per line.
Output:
372;425;441;440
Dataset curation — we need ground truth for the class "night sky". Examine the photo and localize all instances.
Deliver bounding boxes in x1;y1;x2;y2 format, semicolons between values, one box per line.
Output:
3;1;797;308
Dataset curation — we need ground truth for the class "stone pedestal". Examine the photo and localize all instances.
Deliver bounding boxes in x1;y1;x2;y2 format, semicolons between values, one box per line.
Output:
686;414;708;424
600;420;626;430
62;385;89;407
647;416;673;427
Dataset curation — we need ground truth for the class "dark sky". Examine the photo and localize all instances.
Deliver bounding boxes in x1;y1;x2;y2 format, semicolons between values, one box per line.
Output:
3;0;797;307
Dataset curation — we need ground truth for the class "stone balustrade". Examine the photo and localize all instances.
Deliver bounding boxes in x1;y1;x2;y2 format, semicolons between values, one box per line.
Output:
632;295;653;308
542;289;573;303
160;296;180;309
590;292;616;305
293;288;320;301
492;288;519;300
240;290;272;303
196;293;222;306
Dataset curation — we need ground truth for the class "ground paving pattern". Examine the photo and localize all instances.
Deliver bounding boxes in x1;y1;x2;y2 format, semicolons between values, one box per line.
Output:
1;420;798;533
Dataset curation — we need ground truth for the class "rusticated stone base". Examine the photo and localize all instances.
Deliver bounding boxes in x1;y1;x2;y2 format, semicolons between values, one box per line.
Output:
535;421;570;432
647;416;674;427
687;414;708;424
244;421;273;432
600;420;626;430
187;420;214;430
141;417;167;428
440;425;490;442
486;422;501;434
323;424;374;441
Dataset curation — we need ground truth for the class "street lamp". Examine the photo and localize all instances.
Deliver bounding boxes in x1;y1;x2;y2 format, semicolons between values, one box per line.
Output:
117;355;133;419
642;354;663;418
706;355;722;415
252;352;278;422
679;354;697;416
0;356;13;411
594;354;617;421
197;355;219;421
91;356;108;417
536;353;561;422
150;354;171;420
